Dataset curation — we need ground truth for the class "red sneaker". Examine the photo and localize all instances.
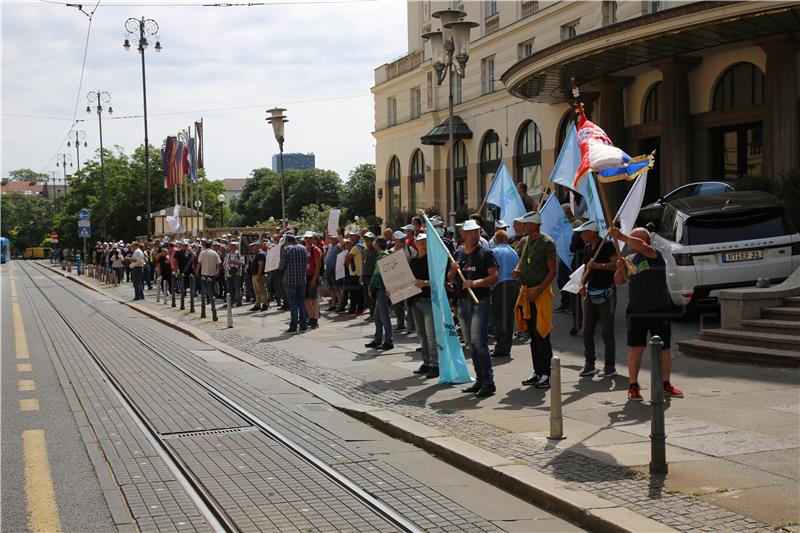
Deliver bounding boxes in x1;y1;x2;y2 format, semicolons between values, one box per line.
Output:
664;382;684;398
628;384;643;402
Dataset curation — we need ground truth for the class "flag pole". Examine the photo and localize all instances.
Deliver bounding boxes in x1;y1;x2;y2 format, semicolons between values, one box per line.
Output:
421;210;478;304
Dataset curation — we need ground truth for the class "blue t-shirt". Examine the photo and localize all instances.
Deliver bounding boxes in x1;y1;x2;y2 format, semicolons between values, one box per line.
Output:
325;244;340;271
491;243;519;285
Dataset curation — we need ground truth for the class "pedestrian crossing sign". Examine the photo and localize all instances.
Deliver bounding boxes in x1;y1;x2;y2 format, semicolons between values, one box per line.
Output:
78;226;91;238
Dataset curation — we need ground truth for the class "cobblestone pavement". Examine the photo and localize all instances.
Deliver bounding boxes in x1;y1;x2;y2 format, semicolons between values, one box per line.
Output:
101;277;786;533
25;262;579;532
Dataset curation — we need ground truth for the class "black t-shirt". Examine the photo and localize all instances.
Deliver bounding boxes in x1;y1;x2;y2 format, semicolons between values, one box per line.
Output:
454;246;498;301
409;256;430;301
174;249;193;275
584;240;615;290
254;250;267;274
627;250;670;312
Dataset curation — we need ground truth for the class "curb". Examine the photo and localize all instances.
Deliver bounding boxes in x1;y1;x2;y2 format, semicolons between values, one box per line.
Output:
42;263;676;533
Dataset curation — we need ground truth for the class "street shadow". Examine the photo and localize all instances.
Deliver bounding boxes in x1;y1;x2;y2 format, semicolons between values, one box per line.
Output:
495;386;548;411
546;442;635;483
398;382;448;408
355;375;421;394
606;399;669;429
560;376;629;408
648;474;666;500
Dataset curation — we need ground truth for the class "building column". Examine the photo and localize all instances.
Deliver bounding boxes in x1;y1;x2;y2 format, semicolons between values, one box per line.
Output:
655;57;699;195
594;77;632;209
761;37;799;180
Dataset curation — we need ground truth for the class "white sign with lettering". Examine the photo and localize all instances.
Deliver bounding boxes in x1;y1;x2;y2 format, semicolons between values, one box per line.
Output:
265;245;282;272
377;250;421;304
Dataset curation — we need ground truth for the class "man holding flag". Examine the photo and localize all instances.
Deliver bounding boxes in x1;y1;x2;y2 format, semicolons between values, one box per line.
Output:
513;211;557;389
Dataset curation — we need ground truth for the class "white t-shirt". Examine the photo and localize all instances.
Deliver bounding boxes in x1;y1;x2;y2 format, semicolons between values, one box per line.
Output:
198;249;221;276
130;248;145;267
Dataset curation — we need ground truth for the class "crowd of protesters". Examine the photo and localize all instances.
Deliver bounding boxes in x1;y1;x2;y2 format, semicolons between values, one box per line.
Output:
86;198;682;403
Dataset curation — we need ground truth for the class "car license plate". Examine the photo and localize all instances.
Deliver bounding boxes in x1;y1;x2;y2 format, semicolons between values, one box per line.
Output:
722;250;763;263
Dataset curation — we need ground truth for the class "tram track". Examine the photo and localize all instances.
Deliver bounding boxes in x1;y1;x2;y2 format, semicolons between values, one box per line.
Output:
22;262;423;533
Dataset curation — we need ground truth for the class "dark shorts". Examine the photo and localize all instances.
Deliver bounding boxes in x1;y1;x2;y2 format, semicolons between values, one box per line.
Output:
626;309;671;349
305;278;318;299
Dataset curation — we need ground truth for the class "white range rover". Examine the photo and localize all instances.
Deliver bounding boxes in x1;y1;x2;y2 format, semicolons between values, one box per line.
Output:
651;191;800;309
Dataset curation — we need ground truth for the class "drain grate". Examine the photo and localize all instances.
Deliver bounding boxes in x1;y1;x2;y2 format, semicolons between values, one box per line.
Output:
162;426;256;439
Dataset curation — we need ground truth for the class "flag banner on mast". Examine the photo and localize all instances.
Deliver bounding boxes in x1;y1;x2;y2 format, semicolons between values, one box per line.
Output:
423;213;473;384
573;105;653;188
194;120;204;169
616;169;649;237
539;193;574;268
483;162;526;238
547;124;607;237
188;137;198;183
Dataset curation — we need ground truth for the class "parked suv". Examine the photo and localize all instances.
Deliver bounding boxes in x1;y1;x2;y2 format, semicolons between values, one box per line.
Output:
637;181;734;225
651;191;800;309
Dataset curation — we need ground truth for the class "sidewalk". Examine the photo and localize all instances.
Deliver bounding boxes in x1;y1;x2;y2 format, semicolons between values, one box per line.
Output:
63;269;799;532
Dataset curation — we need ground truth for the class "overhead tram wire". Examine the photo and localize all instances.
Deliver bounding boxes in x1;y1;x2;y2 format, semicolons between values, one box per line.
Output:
41;0;382;7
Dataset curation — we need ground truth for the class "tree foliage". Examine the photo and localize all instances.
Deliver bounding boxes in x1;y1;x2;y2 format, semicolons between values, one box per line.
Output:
7;168;49;183
341;163;375;221
0;195;54;251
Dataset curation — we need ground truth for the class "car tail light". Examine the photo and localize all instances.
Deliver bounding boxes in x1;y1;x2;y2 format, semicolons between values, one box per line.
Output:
792;242;800;255
682;292;694;300
672;253;694;266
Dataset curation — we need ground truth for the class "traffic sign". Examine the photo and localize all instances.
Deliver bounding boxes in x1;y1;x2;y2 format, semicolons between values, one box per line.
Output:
78;220;91;228
50;232;59;243
77;209;91;221
78;227;91;239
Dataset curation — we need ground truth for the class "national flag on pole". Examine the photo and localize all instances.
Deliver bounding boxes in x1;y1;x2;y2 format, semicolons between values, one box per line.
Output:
483;162;526;238
539;193;574;268
573;105;652;188
548;123;607;237
194;120;204;169
423;213;473;385
163;136;178;189
188;137;198;183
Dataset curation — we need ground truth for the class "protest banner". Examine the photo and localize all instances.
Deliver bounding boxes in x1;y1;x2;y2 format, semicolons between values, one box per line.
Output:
376;250;421;304
327;209;341;237
335;250;347;280
265;244;282;272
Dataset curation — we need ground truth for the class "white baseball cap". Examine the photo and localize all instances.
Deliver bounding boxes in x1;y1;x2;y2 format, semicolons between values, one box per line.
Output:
461;220;481;232
518;211;542;224
574;220;599;233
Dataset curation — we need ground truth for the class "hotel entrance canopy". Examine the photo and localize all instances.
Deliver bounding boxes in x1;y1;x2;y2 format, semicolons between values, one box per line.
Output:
501;1;800;103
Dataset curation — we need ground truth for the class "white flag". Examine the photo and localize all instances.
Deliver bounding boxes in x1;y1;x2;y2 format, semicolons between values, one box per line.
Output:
561;264;585;294
615;170;648;236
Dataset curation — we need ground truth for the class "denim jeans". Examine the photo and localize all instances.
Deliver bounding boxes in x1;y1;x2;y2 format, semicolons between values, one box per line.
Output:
131;267;145;300
201;276;217;319
226;275;242;306
286;284;308;330
457;299;493;385
582;292;616;369
411;298;437;367
373;289;393;343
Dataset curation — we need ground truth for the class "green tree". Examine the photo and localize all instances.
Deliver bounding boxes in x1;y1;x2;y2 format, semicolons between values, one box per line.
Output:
341;163;375;221
284;168;342;219
7;168;49;183
0;195;54;251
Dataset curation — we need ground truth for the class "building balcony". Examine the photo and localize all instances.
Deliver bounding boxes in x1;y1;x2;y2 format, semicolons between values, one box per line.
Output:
521;0;539;19
485;13;500;35
374;50;426;85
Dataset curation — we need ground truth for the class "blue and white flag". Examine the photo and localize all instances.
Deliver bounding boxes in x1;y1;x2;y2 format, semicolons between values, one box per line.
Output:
548;123;607;237
484;162;526;239
423;213;473;385
539;193;574;267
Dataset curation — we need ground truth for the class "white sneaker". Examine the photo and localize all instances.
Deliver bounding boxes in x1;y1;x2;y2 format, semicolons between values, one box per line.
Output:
598;368;617;378
534;375;551;389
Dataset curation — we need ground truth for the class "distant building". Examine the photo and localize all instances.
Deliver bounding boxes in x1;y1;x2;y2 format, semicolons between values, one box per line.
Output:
0;180;47;203
221;178;246;205
271;152;315;172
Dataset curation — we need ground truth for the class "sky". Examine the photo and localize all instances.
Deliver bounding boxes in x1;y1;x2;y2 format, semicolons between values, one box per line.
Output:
1;0;408;184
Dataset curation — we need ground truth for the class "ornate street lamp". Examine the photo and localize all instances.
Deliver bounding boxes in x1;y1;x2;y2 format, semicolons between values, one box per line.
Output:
425;9;478;227
217;193;226;228
125;17;161;240
266;108;288;231
87;91;112;239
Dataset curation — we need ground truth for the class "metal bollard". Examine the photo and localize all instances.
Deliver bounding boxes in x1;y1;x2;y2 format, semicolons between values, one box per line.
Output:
226;294;233;328
180;278;186;311
171;276;176;308
548;356;566;440
649;335;668;475
189;275;195;313
200;284;207;319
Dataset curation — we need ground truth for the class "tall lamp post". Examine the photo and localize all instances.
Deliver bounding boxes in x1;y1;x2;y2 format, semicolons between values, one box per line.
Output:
124;17;161;241
67;130;88;172
424;10;477;227
87;91;112;239
56;153;73;211
266;108;288;231
217;194;226;228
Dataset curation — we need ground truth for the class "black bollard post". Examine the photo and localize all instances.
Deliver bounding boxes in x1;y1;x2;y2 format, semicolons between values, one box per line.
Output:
180;277;186;310
200;279;207;319
226;294;233;328
171;276;176;308
649;335;668;475
189;275;195;313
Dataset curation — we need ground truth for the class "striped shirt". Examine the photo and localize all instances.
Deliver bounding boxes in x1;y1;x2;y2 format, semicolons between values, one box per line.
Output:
280;243;307;288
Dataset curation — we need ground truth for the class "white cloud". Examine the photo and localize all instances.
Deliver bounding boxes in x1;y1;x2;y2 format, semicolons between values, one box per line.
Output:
1;0;406;185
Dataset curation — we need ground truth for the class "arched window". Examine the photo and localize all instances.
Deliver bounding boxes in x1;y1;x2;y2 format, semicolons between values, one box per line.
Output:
480;130;502;198
450;140;468;211
642;81;661;123
515;120;542;193
712;62;764;111
409;150;425;210
387;156;401;219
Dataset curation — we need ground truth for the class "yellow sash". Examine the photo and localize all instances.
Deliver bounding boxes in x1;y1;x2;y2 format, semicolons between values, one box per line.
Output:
514;284;554;338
